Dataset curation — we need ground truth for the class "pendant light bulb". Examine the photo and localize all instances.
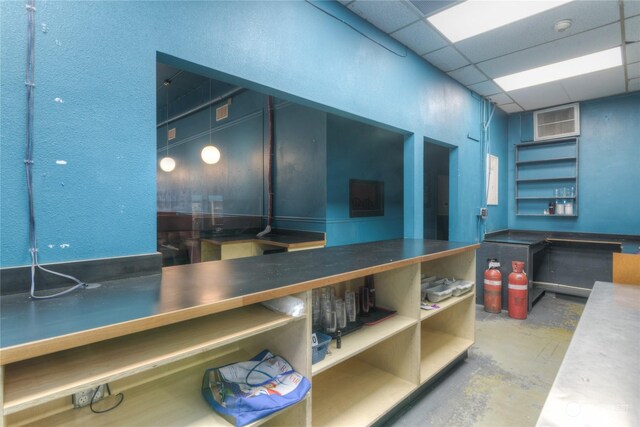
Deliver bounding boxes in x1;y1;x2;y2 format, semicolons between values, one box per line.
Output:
201;145;221;164
160;156;176;172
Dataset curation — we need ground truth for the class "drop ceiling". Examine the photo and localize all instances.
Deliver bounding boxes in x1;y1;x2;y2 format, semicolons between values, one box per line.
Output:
340;0;640;113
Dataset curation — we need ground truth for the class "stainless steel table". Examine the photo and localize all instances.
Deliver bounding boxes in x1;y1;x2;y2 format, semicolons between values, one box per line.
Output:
536;281;640;426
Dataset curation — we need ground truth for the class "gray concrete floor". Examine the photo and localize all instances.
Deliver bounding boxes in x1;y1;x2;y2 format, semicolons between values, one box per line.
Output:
385;293;585;427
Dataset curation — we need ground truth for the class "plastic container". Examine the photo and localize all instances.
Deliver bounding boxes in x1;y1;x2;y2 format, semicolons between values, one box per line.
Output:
449;280;474;297
421;277;443;300
312;332;332;364
426;284;454;303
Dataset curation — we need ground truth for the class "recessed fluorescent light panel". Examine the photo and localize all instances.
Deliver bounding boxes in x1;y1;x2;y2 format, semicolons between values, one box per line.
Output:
494;47;622;91
428;0;574;43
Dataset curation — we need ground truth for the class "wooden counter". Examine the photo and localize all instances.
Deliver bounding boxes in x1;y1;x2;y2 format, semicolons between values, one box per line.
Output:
0;239;479;427
200;232;326;261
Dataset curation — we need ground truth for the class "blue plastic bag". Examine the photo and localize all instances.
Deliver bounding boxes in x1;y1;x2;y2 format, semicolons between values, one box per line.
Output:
202;350;311;426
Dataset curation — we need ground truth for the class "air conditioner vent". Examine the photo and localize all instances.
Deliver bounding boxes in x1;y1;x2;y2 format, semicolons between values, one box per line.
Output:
534;103;580;141
216;104;229;121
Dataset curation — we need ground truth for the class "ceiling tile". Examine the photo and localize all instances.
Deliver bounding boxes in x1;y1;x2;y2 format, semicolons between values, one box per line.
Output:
348;1;419;34
624;0;640;18
487;93;514;105
508;81;572;111
454;1;621;63
390;20;448;55
467;80;502;96
629;77;640;91
477;23;622;79
408;1;459;17
447;65;486;85
627;61;640;79
626;15;640;41
498;103;524;114
338;1;354;5
561;67;626;101
626;41;640;63
423;46;469;72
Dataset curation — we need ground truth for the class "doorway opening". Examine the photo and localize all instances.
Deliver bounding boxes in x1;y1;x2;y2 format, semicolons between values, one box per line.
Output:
423;141;451;241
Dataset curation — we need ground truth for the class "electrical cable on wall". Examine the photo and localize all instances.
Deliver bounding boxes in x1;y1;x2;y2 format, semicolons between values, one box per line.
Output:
24;0;89;299
257;96;274;237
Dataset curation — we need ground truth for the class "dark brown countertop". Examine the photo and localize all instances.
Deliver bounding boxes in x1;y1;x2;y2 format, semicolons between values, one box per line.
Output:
484;230;640;253
0;239;478;364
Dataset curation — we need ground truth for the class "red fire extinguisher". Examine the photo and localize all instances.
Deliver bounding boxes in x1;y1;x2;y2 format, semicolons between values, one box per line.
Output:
508;261;528;319
484;259;502;313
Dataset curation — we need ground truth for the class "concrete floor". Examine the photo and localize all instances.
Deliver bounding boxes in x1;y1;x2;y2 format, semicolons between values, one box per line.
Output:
385;293;585;427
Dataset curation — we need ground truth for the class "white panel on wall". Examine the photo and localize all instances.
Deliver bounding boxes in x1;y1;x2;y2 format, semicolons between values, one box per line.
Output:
486;154;499;205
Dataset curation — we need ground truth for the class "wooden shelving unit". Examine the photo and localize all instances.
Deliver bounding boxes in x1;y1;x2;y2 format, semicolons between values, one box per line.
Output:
2;244;477;427
312;357;415;427
3;305;299;415
311;315;417;376
420;250;476;384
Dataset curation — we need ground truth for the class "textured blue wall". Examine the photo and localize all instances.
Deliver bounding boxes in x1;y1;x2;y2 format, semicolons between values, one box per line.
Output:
485;108;509;234
326;115;404;246
508;92;640;235
2;0;492;267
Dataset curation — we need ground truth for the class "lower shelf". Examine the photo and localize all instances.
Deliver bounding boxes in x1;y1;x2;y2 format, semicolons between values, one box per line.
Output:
20;349;297;427
312;315;416;376
420;330;473;384
312;358;415;427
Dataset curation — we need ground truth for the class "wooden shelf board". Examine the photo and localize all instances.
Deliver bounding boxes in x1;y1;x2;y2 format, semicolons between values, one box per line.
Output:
23;349;301;427
311;315;416;376
420;292;474;321
420;330;473;384
312;358;415;427
4;305;298;414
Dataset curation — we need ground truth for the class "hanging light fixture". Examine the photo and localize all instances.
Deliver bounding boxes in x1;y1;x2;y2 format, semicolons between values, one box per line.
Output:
160;79;176;172
201;145;220;164
201;79;221;165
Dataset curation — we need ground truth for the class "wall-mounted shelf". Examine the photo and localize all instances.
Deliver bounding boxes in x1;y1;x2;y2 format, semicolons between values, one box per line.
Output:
516;176;576;183
516;156;577;165
516;196;576;200
515;138;578;217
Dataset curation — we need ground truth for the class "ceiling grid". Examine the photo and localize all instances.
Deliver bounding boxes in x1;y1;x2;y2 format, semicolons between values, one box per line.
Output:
343;0;640;112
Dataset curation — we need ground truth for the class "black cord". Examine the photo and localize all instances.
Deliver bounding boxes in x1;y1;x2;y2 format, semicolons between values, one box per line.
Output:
305;0;408;58
89;383;124;414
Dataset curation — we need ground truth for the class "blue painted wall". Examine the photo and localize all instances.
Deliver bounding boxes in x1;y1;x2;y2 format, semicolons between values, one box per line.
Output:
2;0;494;267
326;115;404;246
485;108;509;234
508;92;640;235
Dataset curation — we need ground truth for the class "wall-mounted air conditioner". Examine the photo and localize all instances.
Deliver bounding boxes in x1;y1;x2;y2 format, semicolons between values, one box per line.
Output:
534;103;580;141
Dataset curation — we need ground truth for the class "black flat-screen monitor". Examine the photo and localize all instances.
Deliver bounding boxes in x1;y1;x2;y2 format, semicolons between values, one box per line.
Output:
349;179;384;217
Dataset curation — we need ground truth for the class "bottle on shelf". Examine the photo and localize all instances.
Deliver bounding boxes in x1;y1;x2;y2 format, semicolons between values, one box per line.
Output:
548;201;555;215
565;200;574;215
556;200;566;215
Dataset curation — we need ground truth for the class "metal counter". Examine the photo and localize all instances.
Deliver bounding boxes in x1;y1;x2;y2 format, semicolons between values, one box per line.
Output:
536;281;640;426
